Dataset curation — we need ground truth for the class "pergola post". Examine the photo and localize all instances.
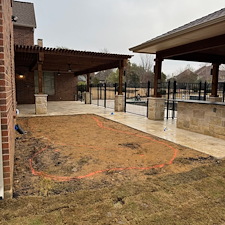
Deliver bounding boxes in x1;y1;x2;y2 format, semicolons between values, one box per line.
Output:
118;60;124;95
85;73;91;104
147;55;165;120
210;63;222;102
35;52;48;114
86;73;90;92
115;60;126;112
211;63;220;97
37;62;43;94
153;56;163;97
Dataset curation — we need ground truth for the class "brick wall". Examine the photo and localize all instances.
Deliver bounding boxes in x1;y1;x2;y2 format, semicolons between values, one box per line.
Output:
48;73;77;101
13;26;34;46
16;71;35;104
16;72;78;103
0;0;16;198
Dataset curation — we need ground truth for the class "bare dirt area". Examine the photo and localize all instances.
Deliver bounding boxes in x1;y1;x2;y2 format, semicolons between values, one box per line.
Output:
1;114;225;225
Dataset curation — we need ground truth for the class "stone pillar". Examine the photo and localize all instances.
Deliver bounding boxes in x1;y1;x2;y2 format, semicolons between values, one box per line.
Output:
209;97;222;102
115;95;125;112
35;94;48;114
147;97;165;120
85;92;91;104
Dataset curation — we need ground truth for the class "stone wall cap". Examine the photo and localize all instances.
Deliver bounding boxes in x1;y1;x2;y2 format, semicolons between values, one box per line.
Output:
34;94;48;97
177;99;225;106
148;97;165;100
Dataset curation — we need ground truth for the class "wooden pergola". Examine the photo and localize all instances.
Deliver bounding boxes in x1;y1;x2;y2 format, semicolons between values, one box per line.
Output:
130;8;225;97
15;45;132;95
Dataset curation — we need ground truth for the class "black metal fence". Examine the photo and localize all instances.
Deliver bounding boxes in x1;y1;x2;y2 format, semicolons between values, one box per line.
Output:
76;81;225;118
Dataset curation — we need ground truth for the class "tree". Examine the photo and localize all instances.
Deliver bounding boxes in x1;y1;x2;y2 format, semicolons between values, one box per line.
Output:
125;62;142;87
140;54;154;72
106;70;119;84
139;54;155;83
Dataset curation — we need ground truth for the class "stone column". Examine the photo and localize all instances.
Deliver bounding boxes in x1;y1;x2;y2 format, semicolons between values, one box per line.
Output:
147;97;165;120
115;95;125;112
35;94;48;114
85;92;91;104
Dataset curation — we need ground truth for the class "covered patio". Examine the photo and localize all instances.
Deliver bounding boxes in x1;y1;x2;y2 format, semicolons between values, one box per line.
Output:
130;8;225;139
15;44;131;113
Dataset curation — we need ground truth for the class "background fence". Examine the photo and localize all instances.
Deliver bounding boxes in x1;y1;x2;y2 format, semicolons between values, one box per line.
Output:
77;81;225;118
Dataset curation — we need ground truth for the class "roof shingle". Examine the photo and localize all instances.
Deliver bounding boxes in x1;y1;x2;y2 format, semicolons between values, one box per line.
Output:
147;8;225;43
13;1;36;28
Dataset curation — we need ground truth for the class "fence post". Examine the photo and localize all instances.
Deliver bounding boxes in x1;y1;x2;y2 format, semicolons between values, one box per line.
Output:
104;83;107;108
204;82;207;101
147;81;150;97
172;81;176;119
146;81;150;118
97;84;99;106
223;82;225;102
198;82;202;100
100;84;102;100
166;81;171;119
90;83;92;104
124;82;127;112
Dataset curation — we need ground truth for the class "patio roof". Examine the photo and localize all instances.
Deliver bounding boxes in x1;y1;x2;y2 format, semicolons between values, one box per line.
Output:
129;8;225;64
13;1;36;28
15;45;132;76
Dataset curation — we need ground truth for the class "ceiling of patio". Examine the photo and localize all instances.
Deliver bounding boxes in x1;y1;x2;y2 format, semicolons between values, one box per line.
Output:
15;45;132;75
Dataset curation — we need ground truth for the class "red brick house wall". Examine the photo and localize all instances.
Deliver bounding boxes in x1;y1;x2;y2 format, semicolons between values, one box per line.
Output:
48;73;78;101
0;0;16;198
13;26;34;45
16;71;35;104
16;72;78;104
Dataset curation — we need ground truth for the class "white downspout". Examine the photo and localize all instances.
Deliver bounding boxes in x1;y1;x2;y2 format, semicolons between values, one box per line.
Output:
0;117;4;199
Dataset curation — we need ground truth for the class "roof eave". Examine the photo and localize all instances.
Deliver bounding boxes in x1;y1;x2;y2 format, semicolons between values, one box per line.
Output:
129;15;225;54
14;23;36;29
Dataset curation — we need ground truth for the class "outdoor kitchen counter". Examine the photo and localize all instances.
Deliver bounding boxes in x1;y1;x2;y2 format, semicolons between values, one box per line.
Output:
177;100;225;140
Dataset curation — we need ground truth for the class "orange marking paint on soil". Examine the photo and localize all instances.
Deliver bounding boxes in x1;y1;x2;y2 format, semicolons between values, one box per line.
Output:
29;116;179;182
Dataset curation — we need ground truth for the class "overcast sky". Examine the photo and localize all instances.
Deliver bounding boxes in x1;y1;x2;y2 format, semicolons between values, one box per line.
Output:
24;0;224;76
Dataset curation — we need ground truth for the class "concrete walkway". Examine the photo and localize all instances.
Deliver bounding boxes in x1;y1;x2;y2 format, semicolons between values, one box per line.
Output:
17;101;225;159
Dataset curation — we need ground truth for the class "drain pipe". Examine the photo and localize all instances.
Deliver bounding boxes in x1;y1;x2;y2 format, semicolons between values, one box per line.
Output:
0;118;3;199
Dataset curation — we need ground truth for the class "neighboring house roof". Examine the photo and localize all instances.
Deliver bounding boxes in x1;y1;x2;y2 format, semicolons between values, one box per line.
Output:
13;1;36;28
130;8;225;54
195;66;225;82
172;69;198;83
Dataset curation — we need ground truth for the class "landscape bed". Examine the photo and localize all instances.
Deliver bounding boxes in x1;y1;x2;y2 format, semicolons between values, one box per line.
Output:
1;114;225;225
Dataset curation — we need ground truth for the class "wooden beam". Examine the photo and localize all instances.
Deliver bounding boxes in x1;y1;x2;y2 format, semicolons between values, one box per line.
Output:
38;62;43;94
118;60;127;95
158;34;225;59
37;52;44;94
86;73;90;92
170;52;225;64
74;61;120;76
153;56;163;97
211;63;220;97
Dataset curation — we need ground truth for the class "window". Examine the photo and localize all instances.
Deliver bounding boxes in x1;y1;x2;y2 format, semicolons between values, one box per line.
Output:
34;71;55;95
